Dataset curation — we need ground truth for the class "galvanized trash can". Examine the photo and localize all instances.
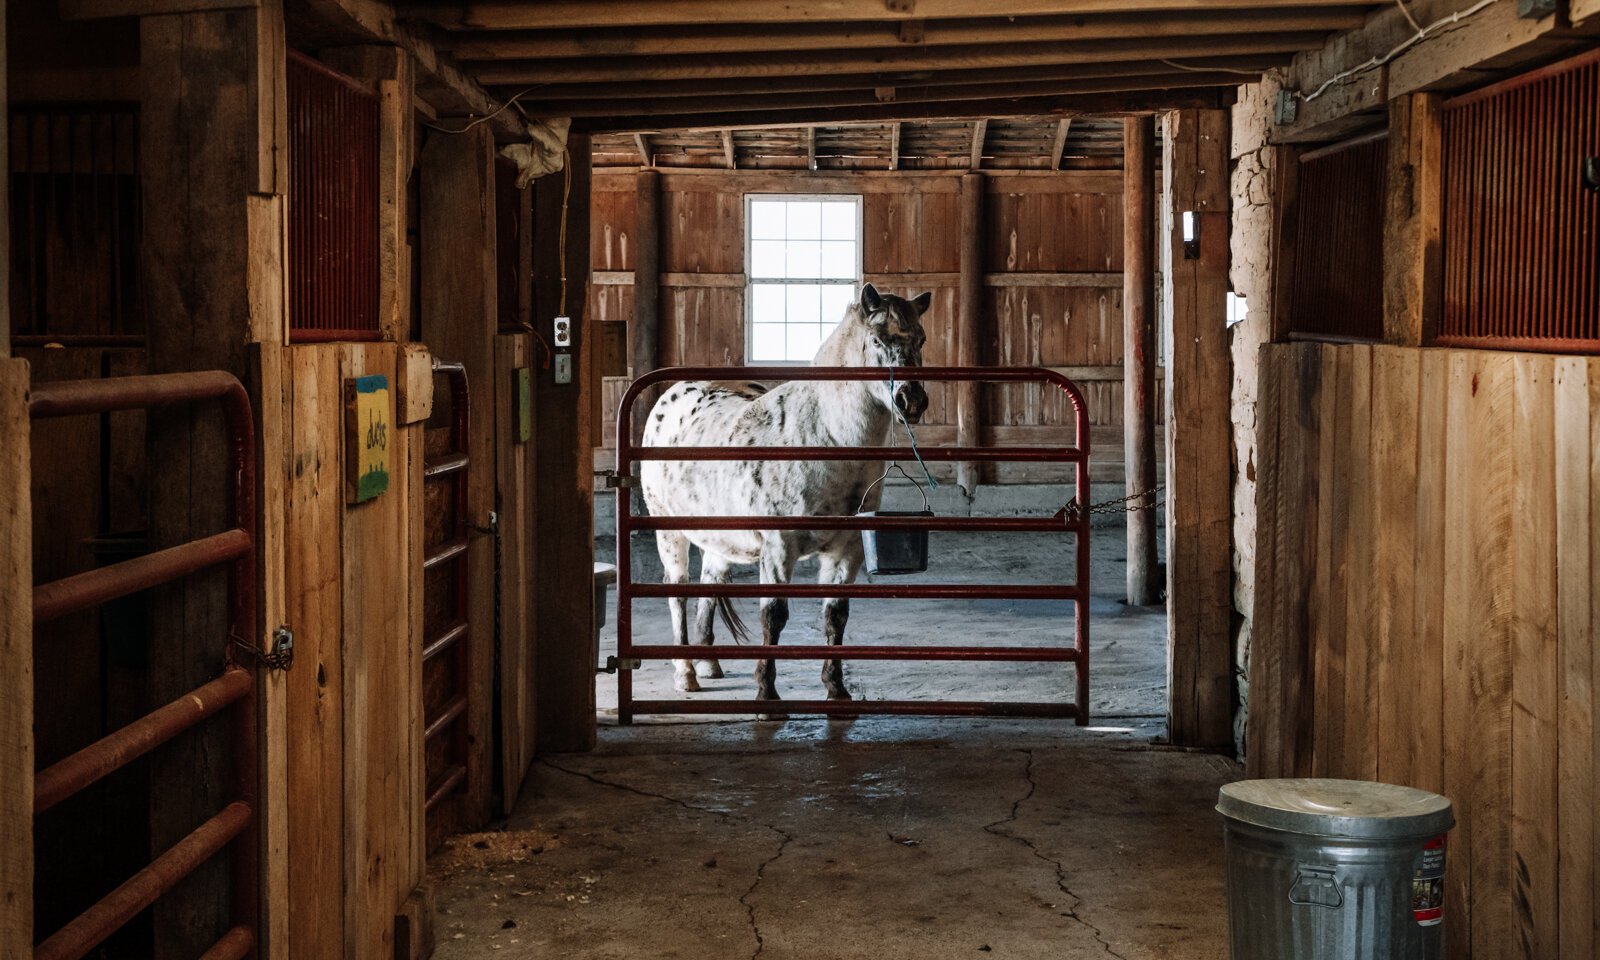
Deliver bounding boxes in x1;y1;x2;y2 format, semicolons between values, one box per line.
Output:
857;465;932;575
1217;779;1453;960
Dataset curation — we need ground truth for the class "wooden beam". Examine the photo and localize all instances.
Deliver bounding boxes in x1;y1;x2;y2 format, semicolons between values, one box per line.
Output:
489;54;1286;101
418;0;1376;30
533;134;596;753
0;357;32;960
1122;115;1158;608
596;269;1121;287
1050;118;1072;170
955;173;984;496
514;69;1263;119
721;129;736;169
969;118;988;170
806;126;818;171
634;132;652;166
1381;92;1442;347
1162;107;1234;749
441;8;1370;59
574;87;1229;133
889;122;901;171
630;169;661;445
471;32;1327;84
290;0;522;139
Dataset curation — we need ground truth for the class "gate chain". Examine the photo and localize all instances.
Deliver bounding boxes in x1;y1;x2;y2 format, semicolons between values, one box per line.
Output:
1055;485;1165;525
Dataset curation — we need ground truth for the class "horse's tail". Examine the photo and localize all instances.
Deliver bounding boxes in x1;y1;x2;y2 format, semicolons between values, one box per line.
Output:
715;597;754;645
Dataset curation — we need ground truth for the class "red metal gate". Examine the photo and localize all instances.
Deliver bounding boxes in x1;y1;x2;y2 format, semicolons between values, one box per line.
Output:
28;372;259;960
422;360;472;821
613;365;1092;724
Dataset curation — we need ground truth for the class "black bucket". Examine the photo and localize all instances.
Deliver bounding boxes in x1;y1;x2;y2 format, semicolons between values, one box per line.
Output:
860;510;932;575
856;464;933;575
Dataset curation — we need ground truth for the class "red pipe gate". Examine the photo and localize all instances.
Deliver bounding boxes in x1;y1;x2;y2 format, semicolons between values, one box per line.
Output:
613;366;1091;724
27;372;260;960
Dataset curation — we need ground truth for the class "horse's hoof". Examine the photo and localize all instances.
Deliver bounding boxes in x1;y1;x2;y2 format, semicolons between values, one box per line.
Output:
695;659;724;679
756;711;790;722
826;688;853;701
674;674;702;693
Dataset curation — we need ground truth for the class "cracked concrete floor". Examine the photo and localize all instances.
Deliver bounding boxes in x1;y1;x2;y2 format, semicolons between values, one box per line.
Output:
430;718;1239;960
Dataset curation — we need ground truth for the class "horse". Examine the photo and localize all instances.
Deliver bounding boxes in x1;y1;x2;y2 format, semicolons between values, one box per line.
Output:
639;282;931;707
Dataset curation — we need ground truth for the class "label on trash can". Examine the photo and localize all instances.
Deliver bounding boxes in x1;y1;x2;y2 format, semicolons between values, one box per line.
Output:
1412;835;1447;926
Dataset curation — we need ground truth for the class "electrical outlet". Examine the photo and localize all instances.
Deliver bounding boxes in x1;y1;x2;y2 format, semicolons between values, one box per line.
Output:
553;316;572;347
554;353;573;385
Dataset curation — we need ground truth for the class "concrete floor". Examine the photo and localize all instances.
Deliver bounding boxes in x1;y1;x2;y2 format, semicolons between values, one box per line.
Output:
430;719;1237;959
430;503;1237;958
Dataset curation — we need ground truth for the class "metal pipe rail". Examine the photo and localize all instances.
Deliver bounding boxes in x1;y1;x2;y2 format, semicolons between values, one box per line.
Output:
27;371;259;960
422;359;472;814
614;365;1091;724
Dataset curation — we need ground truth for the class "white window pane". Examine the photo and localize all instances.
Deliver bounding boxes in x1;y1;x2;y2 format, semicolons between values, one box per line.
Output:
751;283;785;322
785;284;821;325
820;240;857;280
750;201;787;240
751;240;786;279
785;240;821;279
820;284;855;325
786;201;822;240
821;201;856;240
786;323;824;361
751;323;786;362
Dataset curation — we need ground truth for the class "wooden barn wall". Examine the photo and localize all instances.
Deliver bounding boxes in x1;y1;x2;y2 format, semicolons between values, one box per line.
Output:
1249;341;1599;960
590;170;1148;484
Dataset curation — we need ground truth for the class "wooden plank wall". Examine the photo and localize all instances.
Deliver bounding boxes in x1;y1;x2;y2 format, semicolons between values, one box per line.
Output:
0;356;34;960
589;170;1138;483
1248;341;1599;960
279;341;426;959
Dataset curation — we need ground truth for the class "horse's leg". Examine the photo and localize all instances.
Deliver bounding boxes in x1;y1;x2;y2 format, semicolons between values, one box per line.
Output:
693;553;731;679
755;538;796;710
817;545;862;701
656;530;698;692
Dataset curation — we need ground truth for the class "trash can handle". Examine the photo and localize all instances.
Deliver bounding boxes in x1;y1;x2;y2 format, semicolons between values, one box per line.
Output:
1287;865;1344;909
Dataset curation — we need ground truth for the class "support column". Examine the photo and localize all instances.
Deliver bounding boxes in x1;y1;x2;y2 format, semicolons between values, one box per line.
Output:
1383;93;1443;347
534;135;596;753
1162;108;1234;749
1122;116;1158;606
141;4;286;955
629;169;661;447
955;172;984;496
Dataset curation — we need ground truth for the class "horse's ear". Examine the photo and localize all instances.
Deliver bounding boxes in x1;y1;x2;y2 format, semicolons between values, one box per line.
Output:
910;291;933;316
860;282;882;312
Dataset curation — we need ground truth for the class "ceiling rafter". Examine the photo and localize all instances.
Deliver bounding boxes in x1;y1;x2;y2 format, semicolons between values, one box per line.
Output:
889;123;901;171
634;133;652;166
1050;118;1072;171
969;119;988;170
722;129;736;169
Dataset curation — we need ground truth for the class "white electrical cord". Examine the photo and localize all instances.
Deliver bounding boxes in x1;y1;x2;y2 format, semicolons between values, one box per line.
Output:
1300;0;1500;103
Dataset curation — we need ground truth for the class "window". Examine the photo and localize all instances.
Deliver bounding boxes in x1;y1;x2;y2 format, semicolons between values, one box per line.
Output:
745;195;862;363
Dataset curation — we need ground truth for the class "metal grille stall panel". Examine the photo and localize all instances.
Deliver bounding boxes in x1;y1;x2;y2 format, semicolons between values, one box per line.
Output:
1286;131;1388;342
614;366;1091;723
287;51;381;342
27;372;259;960
1441;46;1600;352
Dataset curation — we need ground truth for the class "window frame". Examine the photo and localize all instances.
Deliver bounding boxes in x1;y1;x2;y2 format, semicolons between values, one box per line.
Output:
742;192;864;366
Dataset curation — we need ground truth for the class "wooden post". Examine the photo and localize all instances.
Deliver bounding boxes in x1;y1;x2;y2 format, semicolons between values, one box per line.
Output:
1162;108;1234;749
534;135;597;753
419;124;497;837
955;172;984;496
140;6;286;955
1122;116;1158;606
629;169;661;446
0;359;32;960
1382;92;1443;347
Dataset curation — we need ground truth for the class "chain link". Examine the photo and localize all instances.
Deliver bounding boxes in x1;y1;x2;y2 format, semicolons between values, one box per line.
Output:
1055;485;1165;525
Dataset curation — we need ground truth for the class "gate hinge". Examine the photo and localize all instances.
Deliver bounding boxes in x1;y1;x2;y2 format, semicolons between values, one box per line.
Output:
595;470;635;489
600;656;641;674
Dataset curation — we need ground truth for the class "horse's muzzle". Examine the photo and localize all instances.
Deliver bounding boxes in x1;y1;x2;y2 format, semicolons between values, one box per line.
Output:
895;382;928;424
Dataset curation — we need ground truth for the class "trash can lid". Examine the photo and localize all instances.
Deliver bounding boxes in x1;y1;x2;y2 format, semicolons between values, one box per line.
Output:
1217;779;1453;841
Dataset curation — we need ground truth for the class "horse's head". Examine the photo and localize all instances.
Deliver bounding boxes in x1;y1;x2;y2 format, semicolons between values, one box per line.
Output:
847;282;931;424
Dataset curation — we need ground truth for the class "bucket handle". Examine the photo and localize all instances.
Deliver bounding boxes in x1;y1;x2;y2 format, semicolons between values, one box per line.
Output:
857;462;932;515
1287;865;1343;909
